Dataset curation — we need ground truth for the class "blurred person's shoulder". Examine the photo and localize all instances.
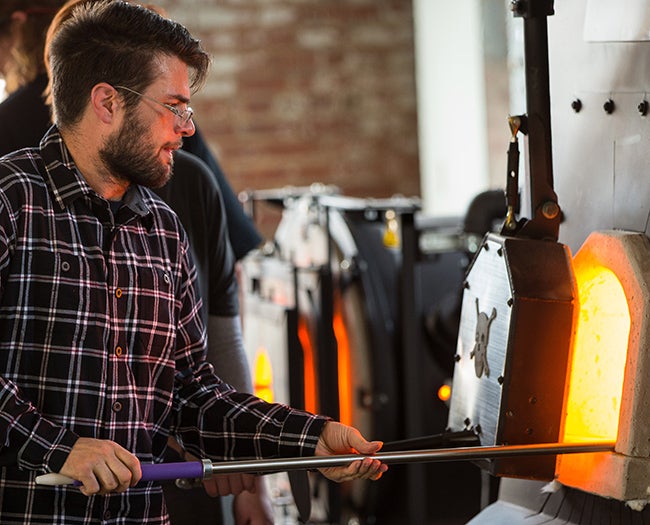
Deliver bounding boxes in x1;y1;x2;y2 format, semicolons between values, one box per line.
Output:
0;74;52;157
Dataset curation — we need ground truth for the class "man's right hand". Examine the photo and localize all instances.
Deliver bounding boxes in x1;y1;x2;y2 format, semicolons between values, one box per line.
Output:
59;437;142;496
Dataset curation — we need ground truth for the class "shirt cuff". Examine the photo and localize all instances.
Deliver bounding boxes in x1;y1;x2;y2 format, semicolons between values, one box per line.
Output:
18;420;79;473
277;410;330;458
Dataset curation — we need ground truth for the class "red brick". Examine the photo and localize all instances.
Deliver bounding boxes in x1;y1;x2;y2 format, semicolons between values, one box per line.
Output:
159;0;419;239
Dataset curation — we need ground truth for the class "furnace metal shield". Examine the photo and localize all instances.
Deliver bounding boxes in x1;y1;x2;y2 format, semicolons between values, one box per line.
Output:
447;233;576;479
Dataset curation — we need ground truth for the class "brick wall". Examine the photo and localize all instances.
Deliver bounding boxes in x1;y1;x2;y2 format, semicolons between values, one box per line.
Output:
156;0;420;238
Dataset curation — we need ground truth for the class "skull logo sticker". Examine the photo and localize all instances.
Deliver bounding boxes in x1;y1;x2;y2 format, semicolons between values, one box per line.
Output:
470;298;496;378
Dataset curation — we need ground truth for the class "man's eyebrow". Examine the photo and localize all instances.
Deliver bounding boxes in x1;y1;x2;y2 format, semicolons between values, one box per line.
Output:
170;93;190;104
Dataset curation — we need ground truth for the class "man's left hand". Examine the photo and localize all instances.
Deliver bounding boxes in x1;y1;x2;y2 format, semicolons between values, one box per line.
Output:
314;421;388;482
200;472;256;497
232;478;274;525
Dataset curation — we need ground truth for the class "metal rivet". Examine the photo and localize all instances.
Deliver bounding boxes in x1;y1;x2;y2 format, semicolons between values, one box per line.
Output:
510;0;525;15
571;99;582;113
541;201;560;220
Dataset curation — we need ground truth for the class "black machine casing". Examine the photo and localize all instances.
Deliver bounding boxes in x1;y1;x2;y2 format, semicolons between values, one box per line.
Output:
447;232;576;479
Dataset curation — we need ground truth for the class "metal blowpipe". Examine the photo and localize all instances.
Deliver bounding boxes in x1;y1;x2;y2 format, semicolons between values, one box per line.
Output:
35;441;614;486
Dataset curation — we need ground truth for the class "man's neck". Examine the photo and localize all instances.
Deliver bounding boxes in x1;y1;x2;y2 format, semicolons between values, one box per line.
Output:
59;126;129;201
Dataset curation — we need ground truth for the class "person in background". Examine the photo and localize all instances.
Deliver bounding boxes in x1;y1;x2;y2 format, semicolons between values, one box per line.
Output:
0;0;61;152
0;0;387;522
155;150;274;525
0;0;267;523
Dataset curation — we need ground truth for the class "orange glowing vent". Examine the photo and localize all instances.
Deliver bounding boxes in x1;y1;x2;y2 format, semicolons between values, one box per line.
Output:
297;317;318;414
333;303;352;427
253;348;274;403
296;300;353;425
562;262;630;443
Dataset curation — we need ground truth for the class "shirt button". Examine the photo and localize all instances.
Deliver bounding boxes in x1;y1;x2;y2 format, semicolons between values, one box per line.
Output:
112;401;123;413
61;261;70;272
163;273;170;285
103;510;111;520
115;346;124;357
115;288;123;298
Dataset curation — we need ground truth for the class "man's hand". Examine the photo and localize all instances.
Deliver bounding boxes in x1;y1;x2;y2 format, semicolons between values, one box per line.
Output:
59;437;142;496
178;444;274;524
200;472;256;497
232;478;274;525
314;421;388;482
178;448;256;497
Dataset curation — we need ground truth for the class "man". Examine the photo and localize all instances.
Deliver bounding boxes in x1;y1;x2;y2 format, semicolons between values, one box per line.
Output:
0;1;386;523
0;1;269;522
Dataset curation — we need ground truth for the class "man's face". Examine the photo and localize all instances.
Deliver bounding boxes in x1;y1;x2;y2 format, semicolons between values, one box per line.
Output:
99;55;194;189
99;106;177;189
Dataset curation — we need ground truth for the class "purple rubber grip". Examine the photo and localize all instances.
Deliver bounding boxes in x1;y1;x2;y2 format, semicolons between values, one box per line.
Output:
141;461;203;481
73;461;204;486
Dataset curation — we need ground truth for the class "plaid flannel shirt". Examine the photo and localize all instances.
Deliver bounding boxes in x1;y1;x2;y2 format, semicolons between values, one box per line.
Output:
0;128;326;524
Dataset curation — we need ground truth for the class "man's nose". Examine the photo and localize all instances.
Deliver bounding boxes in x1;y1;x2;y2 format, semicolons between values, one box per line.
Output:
177;118;195;137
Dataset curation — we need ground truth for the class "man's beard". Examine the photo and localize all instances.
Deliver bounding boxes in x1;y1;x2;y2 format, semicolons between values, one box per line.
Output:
99;112;177;189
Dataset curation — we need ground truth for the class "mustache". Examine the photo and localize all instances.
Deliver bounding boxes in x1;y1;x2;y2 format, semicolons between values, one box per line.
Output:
166;141;183;151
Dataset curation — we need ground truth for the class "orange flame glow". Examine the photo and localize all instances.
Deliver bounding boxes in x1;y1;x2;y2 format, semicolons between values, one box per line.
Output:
333;306;352;427
438;383;452;403
562;263;630;443
297;317;318;414
253;348;274;403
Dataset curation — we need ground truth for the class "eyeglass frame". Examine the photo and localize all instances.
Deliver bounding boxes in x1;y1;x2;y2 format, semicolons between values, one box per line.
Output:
113;85;194;127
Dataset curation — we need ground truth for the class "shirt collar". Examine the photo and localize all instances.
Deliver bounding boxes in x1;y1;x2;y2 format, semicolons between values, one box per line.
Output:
39;125;151;220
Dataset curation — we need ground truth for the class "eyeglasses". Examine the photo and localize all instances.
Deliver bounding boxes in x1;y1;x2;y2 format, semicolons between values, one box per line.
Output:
114;85;194;127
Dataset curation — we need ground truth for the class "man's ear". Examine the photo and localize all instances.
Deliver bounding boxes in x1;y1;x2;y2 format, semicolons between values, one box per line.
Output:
90;83;120;124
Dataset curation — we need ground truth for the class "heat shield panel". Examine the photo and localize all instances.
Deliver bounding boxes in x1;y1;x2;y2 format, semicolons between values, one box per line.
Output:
447;233;576;479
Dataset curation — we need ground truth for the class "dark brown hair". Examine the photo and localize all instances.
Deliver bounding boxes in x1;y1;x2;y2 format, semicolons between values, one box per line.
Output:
48;0;210;128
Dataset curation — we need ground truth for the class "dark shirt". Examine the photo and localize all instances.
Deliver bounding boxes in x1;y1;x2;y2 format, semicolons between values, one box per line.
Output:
0;73;51;156
0;128;326;524
0;74;262;260
183;128;262;259
154;150;239;319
